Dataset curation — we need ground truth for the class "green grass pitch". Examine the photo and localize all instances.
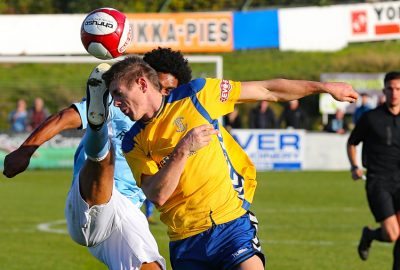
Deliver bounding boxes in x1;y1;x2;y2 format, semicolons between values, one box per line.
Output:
0;170;393;269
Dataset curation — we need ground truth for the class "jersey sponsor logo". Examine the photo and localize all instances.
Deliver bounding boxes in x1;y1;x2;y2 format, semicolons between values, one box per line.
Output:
220;79;232;102
173;116;187;132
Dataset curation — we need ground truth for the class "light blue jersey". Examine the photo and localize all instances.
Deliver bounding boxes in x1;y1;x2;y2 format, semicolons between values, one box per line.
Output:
72;98;146;208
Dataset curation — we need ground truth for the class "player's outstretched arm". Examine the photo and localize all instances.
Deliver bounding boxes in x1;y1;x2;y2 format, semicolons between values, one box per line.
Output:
140;124;218;206
3;107;82;178
239;79;358;103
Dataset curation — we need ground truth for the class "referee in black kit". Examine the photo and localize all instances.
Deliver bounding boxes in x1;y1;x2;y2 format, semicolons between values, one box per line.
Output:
347;71;400;269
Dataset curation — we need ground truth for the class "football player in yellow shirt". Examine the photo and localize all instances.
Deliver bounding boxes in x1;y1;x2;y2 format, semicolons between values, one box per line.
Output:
103;55;358;270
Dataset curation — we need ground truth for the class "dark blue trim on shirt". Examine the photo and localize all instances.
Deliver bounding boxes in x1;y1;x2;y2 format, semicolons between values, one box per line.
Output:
189;94;214;124
122;121;146;153
242;199;251;211
166;78;206;103
189;78;206;93
189;91;248;210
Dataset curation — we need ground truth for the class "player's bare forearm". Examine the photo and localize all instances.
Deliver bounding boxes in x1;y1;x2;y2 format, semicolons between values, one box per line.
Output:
240;79;358;103
141;124;218;206
141;147;190;207
22;107;81;147
3;107;82;178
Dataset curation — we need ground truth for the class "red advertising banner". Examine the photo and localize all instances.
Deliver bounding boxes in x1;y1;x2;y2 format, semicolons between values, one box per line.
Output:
125;12;233;53
349;1;400;42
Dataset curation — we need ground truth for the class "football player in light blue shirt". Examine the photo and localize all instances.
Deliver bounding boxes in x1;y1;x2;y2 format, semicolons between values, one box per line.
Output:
3;47;192;205
3;47;192;270
72;99;145;207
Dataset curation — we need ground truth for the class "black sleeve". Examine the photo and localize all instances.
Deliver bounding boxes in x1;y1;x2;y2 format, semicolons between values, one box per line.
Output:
348;113;368;145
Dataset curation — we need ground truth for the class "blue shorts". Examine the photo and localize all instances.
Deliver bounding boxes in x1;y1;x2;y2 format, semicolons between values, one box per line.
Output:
169;211;265;270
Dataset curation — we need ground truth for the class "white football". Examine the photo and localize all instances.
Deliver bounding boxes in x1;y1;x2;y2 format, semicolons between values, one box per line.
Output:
81;7;132;60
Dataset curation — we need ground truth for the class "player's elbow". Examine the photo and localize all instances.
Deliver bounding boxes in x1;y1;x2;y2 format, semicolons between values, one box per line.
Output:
150;194;167;207
142;189;167;207
141;179;171;206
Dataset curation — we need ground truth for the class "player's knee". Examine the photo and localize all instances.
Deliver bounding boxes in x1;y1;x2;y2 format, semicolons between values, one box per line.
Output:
140;261;163;270
387;232;399;242
235;254;264;270
385;227;400;242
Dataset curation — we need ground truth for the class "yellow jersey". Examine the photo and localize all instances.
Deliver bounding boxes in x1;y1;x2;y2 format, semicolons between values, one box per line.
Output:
122;78;257;241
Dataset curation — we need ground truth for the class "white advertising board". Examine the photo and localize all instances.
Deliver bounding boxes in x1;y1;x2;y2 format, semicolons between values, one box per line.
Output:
278;6;348;51
0;15;86;55
230;130;361;171
230;129;305;171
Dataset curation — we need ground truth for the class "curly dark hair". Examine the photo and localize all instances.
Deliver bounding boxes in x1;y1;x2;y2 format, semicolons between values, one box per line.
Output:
143;47;192;85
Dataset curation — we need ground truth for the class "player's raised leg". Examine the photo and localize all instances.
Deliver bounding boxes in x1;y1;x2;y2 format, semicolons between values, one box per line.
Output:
72;63;165;270
79;63;114;206
65;63;115;249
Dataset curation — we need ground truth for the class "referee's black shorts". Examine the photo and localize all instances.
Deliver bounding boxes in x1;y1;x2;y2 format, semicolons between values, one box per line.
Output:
366;173;400;222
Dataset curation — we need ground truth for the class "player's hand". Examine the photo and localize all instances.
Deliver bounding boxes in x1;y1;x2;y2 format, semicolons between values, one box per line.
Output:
325;82;358;103
178;124;219;154
351;167;364;181
3;146;37;178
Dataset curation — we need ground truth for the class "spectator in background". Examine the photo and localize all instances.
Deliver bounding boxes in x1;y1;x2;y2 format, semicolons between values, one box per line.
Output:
223;107;242;132
27;97;50;131
324;108;349;134
279;99;309;129
353;93;372;124
249;100;277;129
8;99;28;133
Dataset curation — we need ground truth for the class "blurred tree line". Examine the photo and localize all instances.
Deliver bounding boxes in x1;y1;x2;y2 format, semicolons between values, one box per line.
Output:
0;0;379;14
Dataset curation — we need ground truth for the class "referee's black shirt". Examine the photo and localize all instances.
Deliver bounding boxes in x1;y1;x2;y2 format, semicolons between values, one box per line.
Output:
348;105;400;175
